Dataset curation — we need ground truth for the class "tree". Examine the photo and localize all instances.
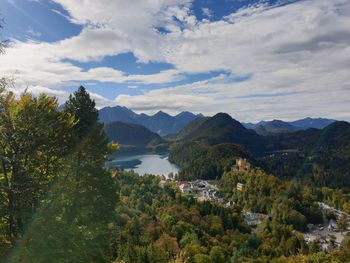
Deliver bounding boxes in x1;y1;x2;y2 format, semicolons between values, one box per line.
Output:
194;254;211;263
209;246;226;263
336;234;350;261
309;240;321;254
0;92;75;241
154;233;180;260
10;87;117;262
337;214;348;233
64;86;98;139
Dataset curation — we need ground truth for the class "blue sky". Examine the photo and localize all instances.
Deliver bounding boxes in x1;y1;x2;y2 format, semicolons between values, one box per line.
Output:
0;0;255;99
0;0;349;121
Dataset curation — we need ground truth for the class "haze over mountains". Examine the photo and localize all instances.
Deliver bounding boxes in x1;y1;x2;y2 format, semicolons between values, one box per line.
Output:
243;118;336;136
99;106;203;136
99;105;337;138
100;105;342;160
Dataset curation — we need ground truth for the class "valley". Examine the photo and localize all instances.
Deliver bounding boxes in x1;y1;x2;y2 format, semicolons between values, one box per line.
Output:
1;1;350;261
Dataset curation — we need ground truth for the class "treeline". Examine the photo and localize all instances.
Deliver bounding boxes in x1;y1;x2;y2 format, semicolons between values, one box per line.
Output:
110;171;252;262
218;168;350;261
0;85;117;262
84;170;350;262
220;169;323;232
260;121;350;189
169;142;251;180
169;111;350;191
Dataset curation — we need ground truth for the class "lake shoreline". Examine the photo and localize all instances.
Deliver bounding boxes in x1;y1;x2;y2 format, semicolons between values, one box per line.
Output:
106;152;179;177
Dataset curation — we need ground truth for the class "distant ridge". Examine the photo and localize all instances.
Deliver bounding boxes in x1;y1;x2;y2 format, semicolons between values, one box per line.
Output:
104;121;161;148
243;117;336;135
290;117;336;129
99;106;203;136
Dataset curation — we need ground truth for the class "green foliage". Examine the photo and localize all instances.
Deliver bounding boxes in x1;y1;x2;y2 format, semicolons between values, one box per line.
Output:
309;240;321;254
169;141;251;180
170;112;266;154
194;253;212;263
337;214;348;233
209;246;226;263
220;169;323;230
64;86;99;139
260;122;350;189
109;171;249;263
0;92;76;241
0;86;117;262
0;79;348;262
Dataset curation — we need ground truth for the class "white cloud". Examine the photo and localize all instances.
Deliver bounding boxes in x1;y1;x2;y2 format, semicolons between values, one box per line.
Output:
26;27;42;38
201;7;213;18
1;0;350;121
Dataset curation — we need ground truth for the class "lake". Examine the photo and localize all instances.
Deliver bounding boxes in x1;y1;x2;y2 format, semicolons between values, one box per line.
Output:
107;153;179;177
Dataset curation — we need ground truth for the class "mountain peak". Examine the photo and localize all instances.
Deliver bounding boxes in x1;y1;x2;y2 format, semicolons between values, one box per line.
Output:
154;110;171;118
176;111;194;117
99;106;203;136
213;112;233;120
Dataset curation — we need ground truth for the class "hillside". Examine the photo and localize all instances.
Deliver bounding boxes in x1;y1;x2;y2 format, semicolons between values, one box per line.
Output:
99;106;203;136
260;121;350;187
104;121;163;149
254;120;299;135
172;113;265;155
291;117;336;129
170;114;350;188
308;121;350;187
169;142;251;180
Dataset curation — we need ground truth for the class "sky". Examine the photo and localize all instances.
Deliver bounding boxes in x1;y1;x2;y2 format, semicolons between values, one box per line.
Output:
0;0;349;122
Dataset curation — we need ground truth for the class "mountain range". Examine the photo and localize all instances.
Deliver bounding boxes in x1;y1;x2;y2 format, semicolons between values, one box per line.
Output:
99;106;203;136
168;113;350;187
243;117;336;135
99;105;336;137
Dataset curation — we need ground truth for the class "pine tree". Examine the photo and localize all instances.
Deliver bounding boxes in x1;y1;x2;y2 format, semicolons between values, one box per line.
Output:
64;86;99;139
11;87;118;262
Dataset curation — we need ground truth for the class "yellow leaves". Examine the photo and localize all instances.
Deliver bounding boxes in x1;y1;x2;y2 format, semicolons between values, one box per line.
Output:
108;142;119;153
107;222;115;230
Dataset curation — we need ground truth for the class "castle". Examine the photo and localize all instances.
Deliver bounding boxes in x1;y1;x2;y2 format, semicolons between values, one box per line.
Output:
235;158;251;172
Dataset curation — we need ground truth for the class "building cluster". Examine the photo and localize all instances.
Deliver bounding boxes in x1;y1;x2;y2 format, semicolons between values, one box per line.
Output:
236;183;244;192
318;202;350;220
244;212;268;226
303;202;350;250
176;180;223;203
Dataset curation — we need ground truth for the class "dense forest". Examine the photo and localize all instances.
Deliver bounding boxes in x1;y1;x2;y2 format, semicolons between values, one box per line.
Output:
168;113;350;190
169;142;251;180
0;83;350;262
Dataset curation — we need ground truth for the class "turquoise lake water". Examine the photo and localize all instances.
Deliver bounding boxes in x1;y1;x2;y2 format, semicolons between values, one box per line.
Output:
107;153;179;176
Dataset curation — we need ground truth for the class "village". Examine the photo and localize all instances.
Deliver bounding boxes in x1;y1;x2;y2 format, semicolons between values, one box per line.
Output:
303;202;350;250
162;158;350;251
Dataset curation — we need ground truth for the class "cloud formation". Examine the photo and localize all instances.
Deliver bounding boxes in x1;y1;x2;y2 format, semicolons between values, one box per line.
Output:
1;0;349;121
